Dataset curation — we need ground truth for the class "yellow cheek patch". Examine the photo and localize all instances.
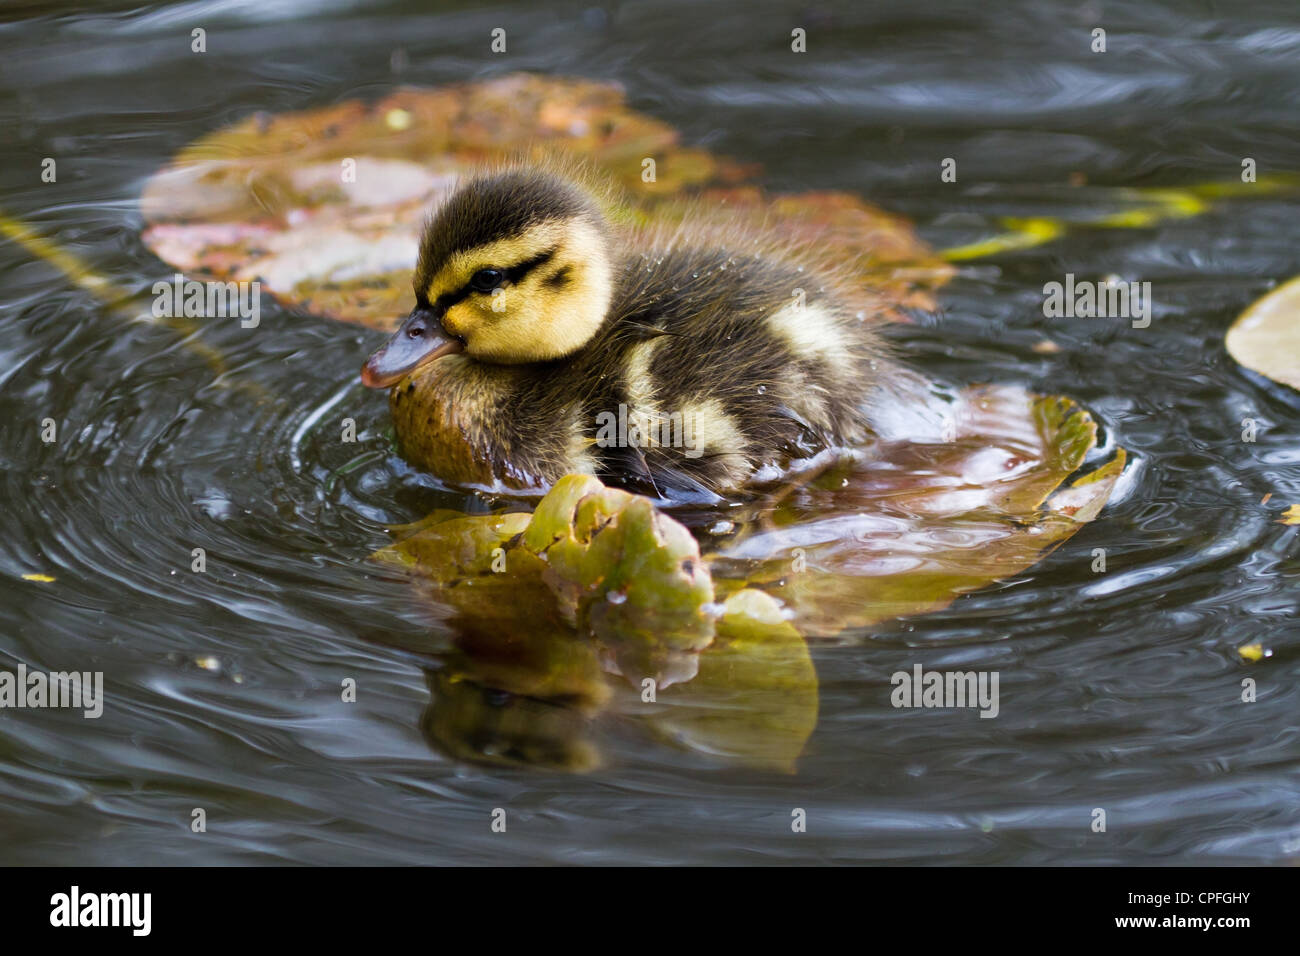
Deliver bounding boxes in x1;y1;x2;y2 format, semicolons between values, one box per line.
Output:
440;302;475;337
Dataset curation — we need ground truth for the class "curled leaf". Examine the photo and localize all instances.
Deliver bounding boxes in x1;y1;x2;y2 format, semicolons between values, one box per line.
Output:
380;473;716;686
372;384;1126;768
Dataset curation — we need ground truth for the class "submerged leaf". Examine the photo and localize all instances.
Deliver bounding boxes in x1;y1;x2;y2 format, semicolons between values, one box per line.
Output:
710;386;1127;635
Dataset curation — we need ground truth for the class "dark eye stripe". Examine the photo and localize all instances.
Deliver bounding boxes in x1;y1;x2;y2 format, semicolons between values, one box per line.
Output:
429;246;560;311
502;247;557;285
431;285;471;314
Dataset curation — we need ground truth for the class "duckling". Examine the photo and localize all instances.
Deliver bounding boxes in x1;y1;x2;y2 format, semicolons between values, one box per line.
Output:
361;166;897;499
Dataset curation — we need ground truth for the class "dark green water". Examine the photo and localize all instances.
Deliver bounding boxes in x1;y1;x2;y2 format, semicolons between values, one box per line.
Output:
1;0;1298;864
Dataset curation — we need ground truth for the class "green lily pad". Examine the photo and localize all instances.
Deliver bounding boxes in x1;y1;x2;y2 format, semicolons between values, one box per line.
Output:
382;474;716;685
375;507;612;770
523;476;718;655
1227;275;1300;391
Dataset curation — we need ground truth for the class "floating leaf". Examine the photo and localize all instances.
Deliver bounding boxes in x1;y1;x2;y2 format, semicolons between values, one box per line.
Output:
1279;504;1300;525
709;386;1126;636
380;473;715;686
1227;275;1300;391
519;474;715;666
375;507;611;770
139;74;947;330
376;477;815;770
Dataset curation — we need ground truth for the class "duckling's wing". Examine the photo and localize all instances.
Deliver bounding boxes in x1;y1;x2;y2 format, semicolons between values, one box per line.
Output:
599;441;659;494
599;442;723;505
646;460;725;505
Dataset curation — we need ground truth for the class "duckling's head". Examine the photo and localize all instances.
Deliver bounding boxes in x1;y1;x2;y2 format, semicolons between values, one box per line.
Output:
362;169;613;387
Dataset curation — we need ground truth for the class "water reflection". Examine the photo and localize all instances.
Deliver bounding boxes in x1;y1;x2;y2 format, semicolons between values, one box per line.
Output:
379;510;821;774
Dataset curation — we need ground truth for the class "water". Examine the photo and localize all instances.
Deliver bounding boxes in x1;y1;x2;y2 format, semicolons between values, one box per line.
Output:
1;0;1299;864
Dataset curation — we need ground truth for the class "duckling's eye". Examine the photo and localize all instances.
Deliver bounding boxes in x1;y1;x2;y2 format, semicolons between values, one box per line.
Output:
469;268;502;293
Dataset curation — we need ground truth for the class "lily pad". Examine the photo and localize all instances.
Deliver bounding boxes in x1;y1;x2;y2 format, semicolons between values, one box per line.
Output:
377;478;806;771
1227;275;1300;391
524;476;714;666
384;474;716;686
139;74;948;330
710;385;1126;635
375;507;613;770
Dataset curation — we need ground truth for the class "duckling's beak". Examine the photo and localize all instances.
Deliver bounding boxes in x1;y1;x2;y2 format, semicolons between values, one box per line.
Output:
361;306;465;388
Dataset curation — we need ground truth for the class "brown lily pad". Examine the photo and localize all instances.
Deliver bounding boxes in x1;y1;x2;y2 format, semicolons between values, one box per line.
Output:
710;385;1126;635
140;73;949;330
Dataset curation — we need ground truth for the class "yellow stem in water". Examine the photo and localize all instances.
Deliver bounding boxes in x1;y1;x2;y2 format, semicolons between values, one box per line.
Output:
0;211;266;396
938;176;1299;262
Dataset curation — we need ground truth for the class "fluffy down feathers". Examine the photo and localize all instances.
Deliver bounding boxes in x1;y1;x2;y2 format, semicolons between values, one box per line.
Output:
384;170;896;498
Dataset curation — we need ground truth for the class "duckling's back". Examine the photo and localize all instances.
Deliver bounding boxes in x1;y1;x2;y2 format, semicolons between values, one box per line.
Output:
566;240;893;496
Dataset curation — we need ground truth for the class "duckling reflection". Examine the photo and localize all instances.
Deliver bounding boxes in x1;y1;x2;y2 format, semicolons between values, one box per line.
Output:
421;672;604;773
412;591;695;773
